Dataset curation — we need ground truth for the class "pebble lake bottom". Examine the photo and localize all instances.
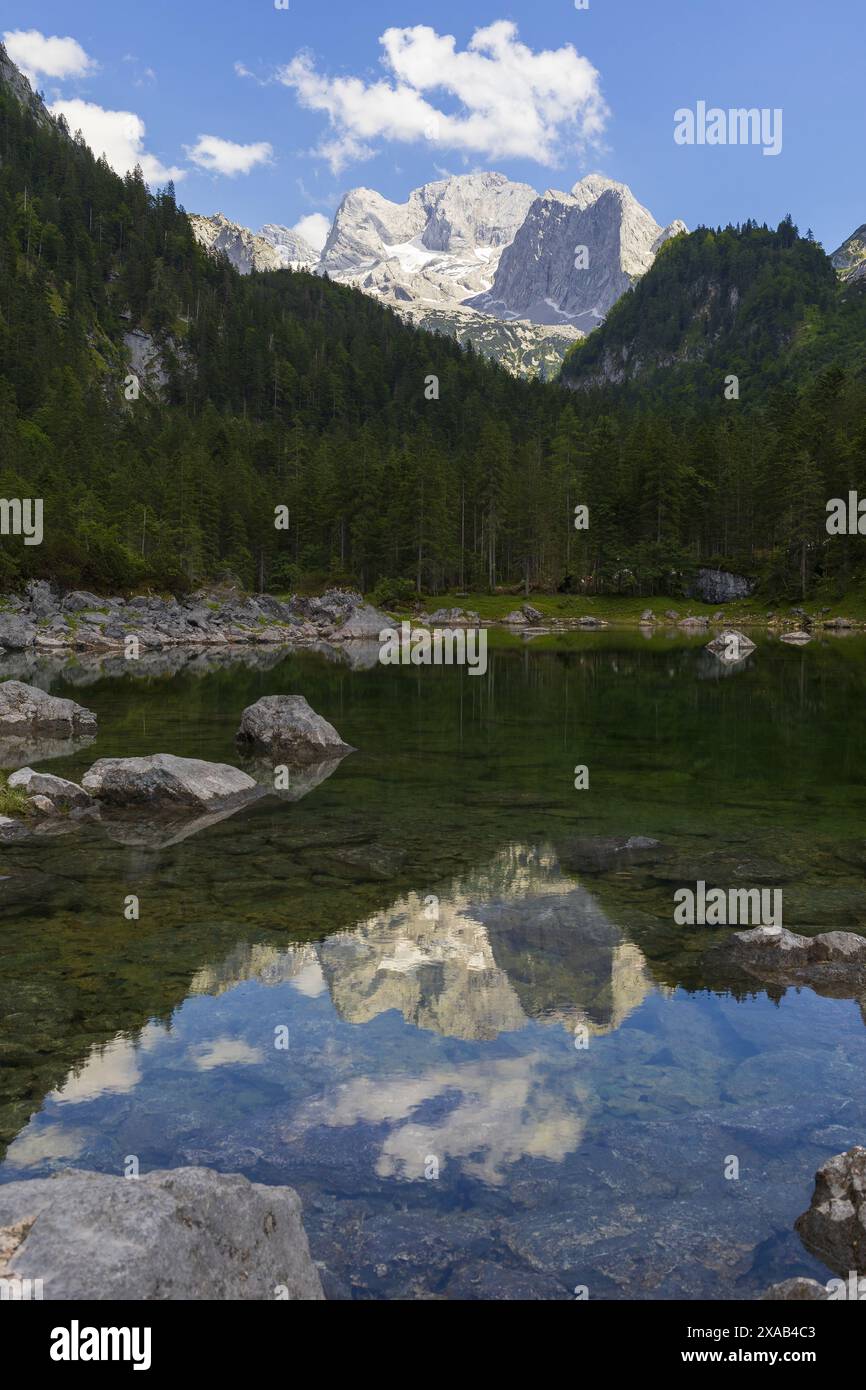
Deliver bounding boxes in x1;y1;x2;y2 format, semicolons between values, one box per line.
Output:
2;629;865;1300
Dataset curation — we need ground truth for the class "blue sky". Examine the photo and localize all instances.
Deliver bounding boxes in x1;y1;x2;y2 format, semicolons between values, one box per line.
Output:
3;0;863;252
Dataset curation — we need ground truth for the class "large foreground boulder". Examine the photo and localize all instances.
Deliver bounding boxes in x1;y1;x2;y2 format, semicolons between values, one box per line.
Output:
0;1167;324;1300
82;753;259;811
237;695;355;764
795;1147;866;1277
0;680;97;735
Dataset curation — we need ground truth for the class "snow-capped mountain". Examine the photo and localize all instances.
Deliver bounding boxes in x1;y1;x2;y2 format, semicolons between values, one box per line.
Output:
258;224;319;270
318;172;537;306
189;173;686;377
469;175;688;332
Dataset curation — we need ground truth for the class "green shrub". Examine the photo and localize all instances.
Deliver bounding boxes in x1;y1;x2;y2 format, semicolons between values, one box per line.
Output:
371;577;416;609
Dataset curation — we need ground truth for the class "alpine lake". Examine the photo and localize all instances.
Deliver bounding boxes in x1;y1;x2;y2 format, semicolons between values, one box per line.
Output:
2;626;866;1300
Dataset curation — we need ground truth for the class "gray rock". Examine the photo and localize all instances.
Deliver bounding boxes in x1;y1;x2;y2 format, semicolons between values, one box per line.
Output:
7;766;95;811
795;1148;866;1276
503;610;528;625
0;616;37;649
0;1167;324;1300
0;680;97;736
678;615;709;630
640;609;654;623
61;591;108;613
706;629;757;657
470;175;685;334
577;616;607;628
0;813;29;841
721;926;866;992
825;617;855;630
82;753;260;811
237;695;355;765
781;630;812;644
522;604;543;624
24;579;60;617
689;568;755;604
761;1278;829;1301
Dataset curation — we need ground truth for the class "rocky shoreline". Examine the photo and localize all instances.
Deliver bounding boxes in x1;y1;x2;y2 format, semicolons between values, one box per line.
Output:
0;582;392;653
1;582;863;656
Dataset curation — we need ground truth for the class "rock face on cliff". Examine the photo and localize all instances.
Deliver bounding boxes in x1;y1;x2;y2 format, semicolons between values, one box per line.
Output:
468;175;687;333
0;41;54;127
189;213;286;274
689;568;755;604
258;223;319;268
0;1167;324;1299
831;224;866;288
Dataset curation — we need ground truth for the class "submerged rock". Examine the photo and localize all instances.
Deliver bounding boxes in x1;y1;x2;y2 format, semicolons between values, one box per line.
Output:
557;834;665;875
237;695;355;765
760;1278;829;1300
0;1166;324;1300
82;753;260;811
781;630;812;645
795;1147;866;1276
0;680;97;737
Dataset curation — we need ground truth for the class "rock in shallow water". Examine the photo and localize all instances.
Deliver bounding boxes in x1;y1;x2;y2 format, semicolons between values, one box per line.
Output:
237;695;355;765
795;1147;866;1277
82;753;260;811
7;766;95;811
0;1167;324;1300
0;680;97;736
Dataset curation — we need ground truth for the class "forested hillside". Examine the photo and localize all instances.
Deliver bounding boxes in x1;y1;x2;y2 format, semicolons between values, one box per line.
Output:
1;46;866;604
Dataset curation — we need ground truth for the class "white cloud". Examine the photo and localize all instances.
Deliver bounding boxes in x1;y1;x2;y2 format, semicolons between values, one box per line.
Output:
291;212;330;251
277;21;609;174
49;97;185;185
3;28;97;83
185;134;273;177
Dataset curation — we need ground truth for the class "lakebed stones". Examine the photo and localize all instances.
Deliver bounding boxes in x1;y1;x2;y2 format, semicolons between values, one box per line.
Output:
237;695;355;766
781;630;812;645
82;753;260;812
0;680;97;737
556;834;666;875
795;1147;866;1277
0;1166;324;1300
760;1278;829;1301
